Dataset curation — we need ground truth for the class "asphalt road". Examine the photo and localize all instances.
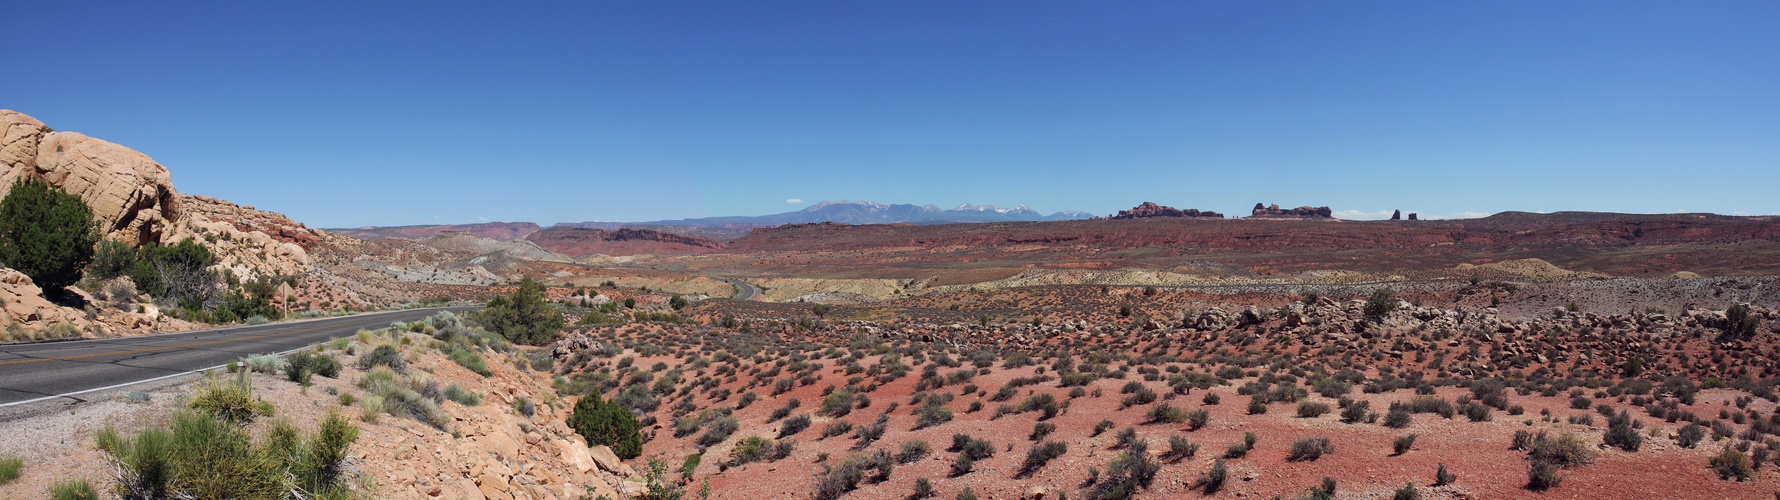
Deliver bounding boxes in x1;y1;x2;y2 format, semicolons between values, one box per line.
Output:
0;306;477;406
728;280;759;300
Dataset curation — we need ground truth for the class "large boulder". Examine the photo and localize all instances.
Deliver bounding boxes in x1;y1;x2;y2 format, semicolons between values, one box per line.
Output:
0;110;181;246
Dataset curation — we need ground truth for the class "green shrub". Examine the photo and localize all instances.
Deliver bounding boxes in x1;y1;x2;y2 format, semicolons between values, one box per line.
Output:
570;394;642;459
1366;289;1397;316
1725;304;1762;340
95;421;173;499
1341;400;1370;423
358;373;449;430
360;395;384;423
283;351;341;384
1162;435;1198;462
1146;402;1187;424
47;478;98;500
1093;419;1115;436
1677;423;1706;448
1462;402;1492;422
356;344;408;373
1393;434;1417;455
909;477;934;499
1297;401;1330;418
1087;438;1159;500
300;410;361;492
1287;437;1333;461
448;347;492;377
95;409;357;500
887;440;927;465
1114;427;1140;449
779;414;812;438
1528;431;1593;468
1526;459;1563;490
1186;409;1210;430
443;383;481;406
729;435;772;466
816;454;868;500
87;239;135;281
129;238;218;308
1197;459;1228;494
477;276;564;345
1602;413;1641;451
1016;441;1067;478
0;454;20;485
1383;408;1412;428
1435;462;1457;486
1710;446;1754;481
0;178;98;293
1391;482;1419;500
699;416;740;447
914;402;953;429
187;379;268;425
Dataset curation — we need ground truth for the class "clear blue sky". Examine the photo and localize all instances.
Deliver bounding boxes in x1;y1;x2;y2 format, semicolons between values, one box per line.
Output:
7;1;1776;226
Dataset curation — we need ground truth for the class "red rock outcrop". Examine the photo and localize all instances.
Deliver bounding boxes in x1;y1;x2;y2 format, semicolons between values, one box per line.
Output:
525;227;724;256
1109;202;1225;220
1250;203;1333;219
0;110;182;246
179;194;323;248
721;212;1780;275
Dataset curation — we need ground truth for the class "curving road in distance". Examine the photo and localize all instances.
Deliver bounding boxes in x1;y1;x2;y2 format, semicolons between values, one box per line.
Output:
728;280;760;301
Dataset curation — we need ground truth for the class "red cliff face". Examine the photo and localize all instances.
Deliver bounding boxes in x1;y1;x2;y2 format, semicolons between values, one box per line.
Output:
180;194;323;248
720;212;1780;275
525;226;724;256
1110;202;1225;220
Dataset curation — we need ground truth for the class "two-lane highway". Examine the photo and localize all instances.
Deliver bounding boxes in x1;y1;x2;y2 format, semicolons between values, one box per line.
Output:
0;307;477;405
727;280;760;300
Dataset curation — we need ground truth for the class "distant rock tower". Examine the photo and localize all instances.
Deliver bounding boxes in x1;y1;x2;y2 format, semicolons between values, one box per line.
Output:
1390;210;1402;221
1408;213;1418;220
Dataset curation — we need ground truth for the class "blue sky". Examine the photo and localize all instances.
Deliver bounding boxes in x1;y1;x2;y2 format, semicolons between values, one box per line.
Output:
6;1;1776;226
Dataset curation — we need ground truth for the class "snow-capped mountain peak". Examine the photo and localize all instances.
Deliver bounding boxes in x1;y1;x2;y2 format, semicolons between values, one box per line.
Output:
953;203;1036;214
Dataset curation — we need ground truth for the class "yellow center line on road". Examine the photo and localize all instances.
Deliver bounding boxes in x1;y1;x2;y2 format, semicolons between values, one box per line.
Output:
0;316;390;367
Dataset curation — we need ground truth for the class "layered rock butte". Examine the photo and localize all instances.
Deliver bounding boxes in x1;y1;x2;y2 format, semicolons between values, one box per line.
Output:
1108;201;1225;219
1251;202;1334;218
524;226;724;257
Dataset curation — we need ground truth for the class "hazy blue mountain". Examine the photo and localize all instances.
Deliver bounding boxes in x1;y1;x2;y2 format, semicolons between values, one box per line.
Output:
605;200;1095;227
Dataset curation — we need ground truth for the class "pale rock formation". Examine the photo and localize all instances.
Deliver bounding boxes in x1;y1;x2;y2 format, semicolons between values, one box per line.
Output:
0;110;183;246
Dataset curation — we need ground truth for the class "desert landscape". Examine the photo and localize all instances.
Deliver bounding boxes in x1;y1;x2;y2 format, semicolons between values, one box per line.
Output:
2;3;1776;499
1;108;1778;500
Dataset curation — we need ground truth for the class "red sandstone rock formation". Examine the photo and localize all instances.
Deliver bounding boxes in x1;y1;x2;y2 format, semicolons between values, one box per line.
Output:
1251;203;1334;218
1109;202;1225;220
525;226;724;256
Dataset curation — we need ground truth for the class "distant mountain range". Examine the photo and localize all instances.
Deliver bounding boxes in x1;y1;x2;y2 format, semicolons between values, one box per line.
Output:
608;200;1095;227
325;200;1093;241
